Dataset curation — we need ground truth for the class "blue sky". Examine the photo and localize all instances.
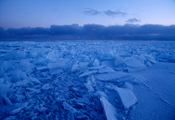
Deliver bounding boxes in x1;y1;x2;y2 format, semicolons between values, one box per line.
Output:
0;0;175;29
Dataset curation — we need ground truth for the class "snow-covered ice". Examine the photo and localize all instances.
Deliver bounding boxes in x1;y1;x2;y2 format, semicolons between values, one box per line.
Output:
0;40;175;120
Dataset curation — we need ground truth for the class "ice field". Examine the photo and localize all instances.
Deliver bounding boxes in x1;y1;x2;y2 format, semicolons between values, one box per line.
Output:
0;40;175;120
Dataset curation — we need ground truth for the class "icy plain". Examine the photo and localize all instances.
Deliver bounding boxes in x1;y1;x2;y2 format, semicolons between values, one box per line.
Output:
0;40;175;120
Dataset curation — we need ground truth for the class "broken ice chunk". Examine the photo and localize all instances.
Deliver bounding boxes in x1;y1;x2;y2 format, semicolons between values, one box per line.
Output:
42;83;51;90
0;84;10;95
11;70;27;83
71;61;79;72
3;61;12;72
145;55;156;64
0;84;12;105
10;102;29;114
89;65;105;70
146;61;152;67
49;69;63;76
2;94;12;105
11;107;23;114
79;70;97;78
125;57;147;72
36;66;48;71
115;56;125;67
125;57;146;68
101;59;115;68
26;88;40;93
37;106;47;112
114;87;137;109
15;80;29;87
63;101;76;112
95;72;130;81
48;62;66;70
15;94;25;102
79;62;89;68
100;97;118;120
30;77;41;84
20;59;33;73
84;78;94;92
123;82;133;89
93;59;100;66
98;67;116;73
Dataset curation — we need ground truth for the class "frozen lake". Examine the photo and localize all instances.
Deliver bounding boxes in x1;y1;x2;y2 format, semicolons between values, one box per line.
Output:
0;40;175;120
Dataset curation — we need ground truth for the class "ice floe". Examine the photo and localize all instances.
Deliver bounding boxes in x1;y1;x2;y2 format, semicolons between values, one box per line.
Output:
0;40;174;120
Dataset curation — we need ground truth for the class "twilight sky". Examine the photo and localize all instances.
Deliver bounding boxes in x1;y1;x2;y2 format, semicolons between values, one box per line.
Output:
0;0;175;29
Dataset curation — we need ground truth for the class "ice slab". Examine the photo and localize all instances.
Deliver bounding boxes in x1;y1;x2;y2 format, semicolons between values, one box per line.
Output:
95;72;130;81
10;70;27;83
100;97;118;120
114;87;137;109
36;66;48;71
49;69;63;76
26;88;40;93
42;83;51;90
93;59;100;66
98;67;116;73
101;59;115;68
157;54;175;62
125;57;146;68
63;101;76;112
79;70;97;78
30;77;41;84
84;78;94;92
89;65;105;70
48;62;66;70
125;57;147;72
145;55;156;64
115;56;125;67
79;62;89;68
0;84;10;96
71;61;79;72
10;102;29;114
2;94;12;105
15;80;30;87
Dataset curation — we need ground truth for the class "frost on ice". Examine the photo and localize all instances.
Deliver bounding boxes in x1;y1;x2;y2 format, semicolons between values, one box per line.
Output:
0;41;174;120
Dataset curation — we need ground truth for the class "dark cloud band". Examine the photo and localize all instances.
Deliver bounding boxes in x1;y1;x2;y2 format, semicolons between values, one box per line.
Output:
0;24;175;40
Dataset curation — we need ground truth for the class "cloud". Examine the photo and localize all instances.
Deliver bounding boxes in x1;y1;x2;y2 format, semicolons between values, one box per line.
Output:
83;9;127;17
103;10;127;16
126;18;140;23
0;24;175;41
83;8;101;15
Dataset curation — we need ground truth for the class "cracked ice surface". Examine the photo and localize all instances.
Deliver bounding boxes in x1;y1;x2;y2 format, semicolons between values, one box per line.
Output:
0;40;175;120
